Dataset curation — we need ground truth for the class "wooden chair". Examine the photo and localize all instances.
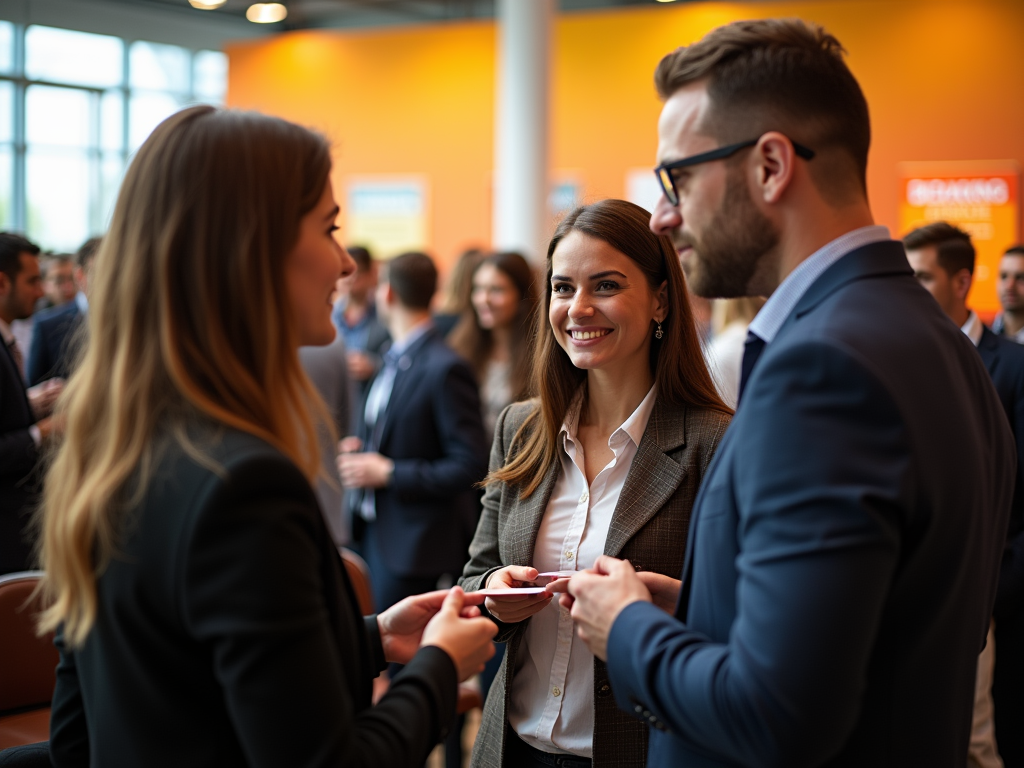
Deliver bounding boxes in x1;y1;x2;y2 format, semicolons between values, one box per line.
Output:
0;572;56;750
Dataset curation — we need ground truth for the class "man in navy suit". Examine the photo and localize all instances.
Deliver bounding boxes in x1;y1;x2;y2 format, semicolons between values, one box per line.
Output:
0;233;58;574
563;19;1015;768
905;222;1024;768
27;236;99;386
338;251;488;613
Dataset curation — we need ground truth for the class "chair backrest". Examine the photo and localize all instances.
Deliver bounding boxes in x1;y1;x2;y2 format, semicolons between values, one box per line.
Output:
339;549;375;616
0;572;57;713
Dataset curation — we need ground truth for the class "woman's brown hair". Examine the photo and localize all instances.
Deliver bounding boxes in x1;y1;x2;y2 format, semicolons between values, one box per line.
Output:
488;199;731;496
448;250;538;402
36;106;332;646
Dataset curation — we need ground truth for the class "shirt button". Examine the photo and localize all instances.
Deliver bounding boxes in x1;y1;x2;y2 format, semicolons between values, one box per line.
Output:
580;490;589;503
552;687;561;697
565;551;574;561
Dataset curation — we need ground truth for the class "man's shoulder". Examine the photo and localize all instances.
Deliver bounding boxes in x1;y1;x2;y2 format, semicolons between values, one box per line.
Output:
34;301;79;330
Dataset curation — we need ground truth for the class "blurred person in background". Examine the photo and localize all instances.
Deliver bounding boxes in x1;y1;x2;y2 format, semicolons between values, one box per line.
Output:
27;236;100;386
459;200;731;768
40;254;77;310
12;254;77;359
332;244;390;411
340;251;489;618
36;106;496;768
703;296;765;409
905;222;1024;768
300;326;352;548
449;251;539;437
994;245;1024;345
435;247;484;338
0;232;61;574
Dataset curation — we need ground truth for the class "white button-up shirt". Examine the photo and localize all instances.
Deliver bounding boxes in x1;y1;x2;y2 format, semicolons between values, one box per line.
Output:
508;384;657;757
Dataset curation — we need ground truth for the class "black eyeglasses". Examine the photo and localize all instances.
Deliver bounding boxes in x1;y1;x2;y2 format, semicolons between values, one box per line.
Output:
654;138;815;206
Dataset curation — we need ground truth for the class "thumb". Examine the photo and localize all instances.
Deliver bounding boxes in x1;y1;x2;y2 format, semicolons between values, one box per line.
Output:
441;586;466;616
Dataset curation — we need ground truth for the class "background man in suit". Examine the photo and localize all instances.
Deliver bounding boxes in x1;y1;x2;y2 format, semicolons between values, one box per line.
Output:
0;232;59;574
27;236;99;386
332;244;390;419
905;222;1024;768
300;332;352;548
563;18;1015;768
993;245;1024;345
338;251;488;614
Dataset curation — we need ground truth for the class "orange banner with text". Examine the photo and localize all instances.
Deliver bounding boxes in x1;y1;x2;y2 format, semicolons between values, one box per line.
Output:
898;161;1021;318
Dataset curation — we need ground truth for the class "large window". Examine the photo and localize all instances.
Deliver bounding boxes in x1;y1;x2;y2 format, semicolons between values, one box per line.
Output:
0;22;228;251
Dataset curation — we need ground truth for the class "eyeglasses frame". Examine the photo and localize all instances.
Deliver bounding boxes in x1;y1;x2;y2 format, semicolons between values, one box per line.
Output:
654;137;816;207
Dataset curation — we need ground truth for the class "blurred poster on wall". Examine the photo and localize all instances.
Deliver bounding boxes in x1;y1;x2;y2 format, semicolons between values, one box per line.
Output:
346;177;428;259
626;168;662;215
898;160;1020;316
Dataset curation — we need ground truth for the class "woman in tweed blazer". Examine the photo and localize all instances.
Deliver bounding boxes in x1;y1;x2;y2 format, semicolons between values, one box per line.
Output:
459;199;732;768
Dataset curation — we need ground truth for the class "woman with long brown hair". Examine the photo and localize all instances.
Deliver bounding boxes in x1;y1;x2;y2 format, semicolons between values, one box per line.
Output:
35;105;495;767
459;199;732;768
448;251;538;436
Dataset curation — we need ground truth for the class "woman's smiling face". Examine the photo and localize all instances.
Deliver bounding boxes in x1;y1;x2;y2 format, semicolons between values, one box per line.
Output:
548;230;667;375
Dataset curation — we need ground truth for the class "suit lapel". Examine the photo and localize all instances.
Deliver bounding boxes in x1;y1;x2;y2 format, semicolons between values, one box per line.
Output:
676;423;735;619
377;328;436;448
978;327;999;375
605;399;688;557
0;336;32;417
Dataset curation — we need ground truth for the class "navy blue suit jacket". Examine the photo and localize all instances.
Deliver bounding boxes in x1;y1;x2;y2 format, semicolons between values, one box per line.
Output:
355;327;488;578
27;300;82;385
977;326;1024;621
0;338;39;573
606;241;1015;768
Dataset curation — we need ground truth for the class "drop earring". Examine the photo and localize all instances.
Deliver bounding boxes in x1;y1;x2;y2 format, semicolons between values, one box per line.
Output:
655;322;664;340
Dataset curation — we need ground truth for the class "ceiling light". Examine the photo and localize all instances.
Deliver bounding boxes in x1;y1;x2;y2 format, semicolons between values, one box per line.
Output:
188;0;227;8
246;3;288;23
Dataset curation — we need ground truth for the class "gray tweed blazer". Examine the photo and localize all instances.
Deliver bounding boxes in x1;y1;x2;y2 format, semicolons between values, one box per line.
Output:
459;397;731;768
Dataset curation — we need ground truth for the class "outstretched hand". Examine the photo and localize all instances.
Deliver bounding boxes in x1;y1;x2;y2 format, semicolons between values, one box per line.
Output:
563;556;652;661
377;588;486;665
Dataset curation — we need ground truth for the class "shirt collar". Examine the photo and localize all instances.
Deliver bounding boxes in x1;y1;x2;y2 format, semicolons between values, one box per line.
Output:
961;310;983;347
748;225;891;345
75;291;88;314
389;317;433;357
560;383;658;450
0;318;13;346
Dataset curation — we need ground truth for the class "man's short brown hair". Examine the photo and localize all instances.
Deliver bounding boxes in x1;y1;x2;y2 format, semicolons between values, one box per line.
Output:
903;222;975;276
655;18;870;203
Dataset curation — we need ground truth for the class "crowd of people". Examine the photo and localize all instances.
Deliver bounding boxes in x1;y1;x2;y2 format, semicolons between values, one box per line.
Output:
0;15;1021;768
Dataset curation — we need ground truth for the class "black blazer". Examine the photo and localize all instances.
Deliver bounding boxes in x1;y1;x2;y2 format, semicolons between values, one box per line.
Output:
49;427;458;768
0;338;39;574
27;300;82;386
606;241;1016;768
353;327;488;578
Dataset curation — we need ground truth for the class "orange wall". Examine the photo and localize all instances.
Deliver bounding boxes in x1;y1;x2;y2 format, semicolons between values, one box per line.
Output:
227;0;1024;293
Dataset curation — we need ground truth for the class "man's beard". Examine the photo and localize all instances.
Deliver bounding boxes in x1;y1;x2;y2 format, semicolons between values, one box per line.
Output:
679;168;779;299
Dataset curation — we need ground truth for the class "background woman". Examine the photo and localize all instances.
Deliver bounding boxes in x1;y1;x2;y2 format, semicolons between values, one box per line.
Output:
449;251;538;437
459;199;732;768
36;105;495;768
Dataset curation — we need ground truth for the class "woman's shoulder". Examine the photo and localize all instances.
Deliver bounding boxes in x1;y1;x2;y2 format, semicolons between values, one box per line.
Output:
150;424;313;513
497;398;540;435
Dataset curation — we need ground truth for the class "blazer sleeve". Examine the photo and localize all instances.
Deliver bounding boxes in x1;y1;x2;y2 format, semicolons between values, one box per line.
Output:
49;628;90;768
182;454;456;768
0;370;37;477
458;403;523;640
390;358;489;499
26;318;51;387
606;340;916;768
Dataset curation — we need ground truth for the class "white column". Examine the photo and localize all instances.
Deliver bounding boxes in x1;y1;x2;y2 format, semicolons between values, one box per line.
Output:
493;0;553;262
